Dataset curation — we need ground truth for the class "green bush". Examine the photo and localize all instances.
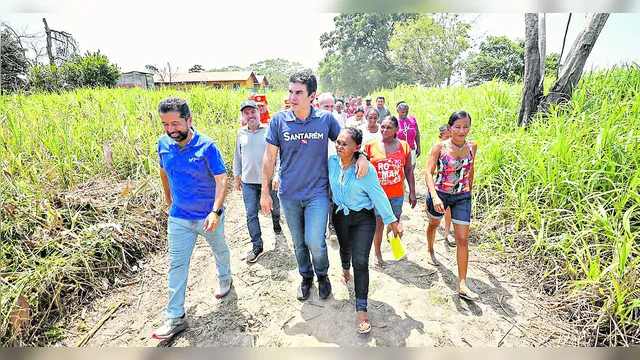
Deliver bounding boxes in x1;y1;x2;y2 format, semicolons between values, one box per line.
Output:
27;51;120;93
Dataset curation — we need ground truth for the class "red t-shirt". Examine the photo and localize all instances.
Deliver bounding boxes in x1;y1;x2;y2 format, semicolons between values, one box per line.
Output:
260;110;271;124
364;140;411;198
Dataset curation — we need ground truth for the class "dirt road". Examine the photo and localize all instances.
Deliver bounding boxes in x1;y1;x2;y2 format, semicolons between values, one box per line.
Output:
61;186;579;347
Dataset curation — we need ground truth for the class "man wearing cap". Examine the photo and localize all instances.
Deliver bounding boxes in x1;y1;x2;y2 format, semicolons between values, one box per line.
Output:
260;70;370;301
153;97;232;340
233;100;282;264
364;96;373;112
375;96;391;124
254;94;271;123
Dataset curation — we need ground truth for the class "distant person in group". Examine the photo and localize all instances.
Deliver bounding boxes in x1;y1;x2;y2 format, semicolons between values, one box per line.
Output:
425;110;478;301
375;96;391;123
347;98;357;117
346;106;366;128
254;94;271;123
335;90;345;105
356;96;363;107
233;100;282;264
261;70;370;301
359;108;382;145
318;92;345;158
364;115;416;267
153;97;232;340
364;96;373;111
284;98;292;110
335;100;348;125
396;101;421;170
329;126;403;334
437;124;454;246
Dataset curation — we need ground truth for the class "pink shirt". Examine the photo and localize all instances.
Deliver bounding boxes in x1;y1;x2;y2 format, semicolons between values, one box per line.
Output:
397;116;418;149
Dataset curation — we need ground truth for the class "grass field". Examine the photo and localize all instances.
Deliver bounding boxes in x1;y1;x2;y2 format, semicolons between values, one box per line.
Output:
1;66;638;345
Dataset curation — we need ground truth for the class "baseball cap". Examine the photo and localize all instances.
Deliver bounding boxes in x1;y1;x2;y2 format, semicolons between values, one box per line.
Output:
254;94;267;105
365;96;372;101
240;100;258;112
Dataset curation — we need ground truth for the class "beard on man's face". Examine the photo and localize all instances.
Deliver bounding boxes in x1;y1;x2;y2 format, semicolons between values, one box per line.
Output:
168;129;189;142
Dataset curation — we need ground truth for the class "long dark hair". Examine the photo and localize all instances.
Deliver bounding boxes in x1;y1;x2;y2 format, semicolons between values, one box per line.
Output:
448;110;472;126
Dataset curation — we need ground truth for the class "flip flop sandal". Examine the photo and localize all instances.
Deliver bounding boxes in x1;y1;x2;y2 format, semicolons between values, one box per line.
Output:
445;235;457;247
357;319;371;334
340;273;351;285
458;291;480;302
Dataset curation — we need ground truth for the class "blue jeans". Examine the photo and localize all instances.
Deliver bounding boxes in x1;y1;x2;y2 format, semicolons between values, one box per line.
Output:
241;181;280;253
426;191;472;225
165;214;231;319
280;197;331;278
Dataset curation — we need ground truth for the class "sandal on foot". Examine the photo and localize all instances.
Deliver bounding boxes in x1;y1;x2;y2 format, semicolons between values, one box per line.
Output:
458;290;480;302
426;255;440;267
445;235;457;247
357;319;371;334
340;273;351;285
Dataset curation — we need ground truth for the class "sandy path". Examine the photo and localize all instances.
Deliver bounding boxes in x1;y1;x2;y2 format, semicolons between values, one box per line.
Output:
60;186;579;347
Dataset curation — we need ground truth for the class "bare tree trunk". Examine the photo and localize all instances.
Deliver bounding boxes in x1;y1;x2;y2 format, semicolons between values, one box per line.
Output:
518;13;542;127
544;13;609;106
539;13;546;80
43;17;54;65
558;14;572;78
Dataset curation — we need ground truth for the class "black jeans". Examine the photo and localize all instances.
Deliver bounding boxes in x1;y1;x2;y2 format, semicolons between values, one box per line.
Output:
332;206;376;312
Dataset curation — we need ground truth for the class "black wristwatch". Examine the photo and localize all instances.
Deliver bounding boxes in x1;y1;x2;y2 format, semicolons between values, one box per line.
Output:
211;208;223;216
358;151;370;161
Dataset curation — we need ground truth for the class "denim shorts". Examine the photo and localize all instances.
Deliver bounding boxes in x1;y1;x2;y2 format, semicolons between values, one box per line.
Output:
374;195;404;218
425;191;471;225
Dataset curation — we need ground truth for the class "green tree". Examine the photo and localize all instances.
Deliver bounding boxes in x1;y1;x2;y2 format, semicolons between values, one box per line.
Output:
388;14;471;87
545;52;560;77
189;64;205;73
61;51;120;88
27;64;64;92
464;35;562;86
248;58;309;91
464;36;526;85
318;13;417;94
1;29;30;92
208;65;245;72
28;50;120;92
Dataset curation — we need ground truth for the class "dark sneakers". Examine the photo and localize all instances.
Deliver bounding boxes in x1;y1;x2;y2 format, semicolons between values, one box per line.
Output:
317;275;332;299
297;277;314;300
246;248;264;264
273;221;282;234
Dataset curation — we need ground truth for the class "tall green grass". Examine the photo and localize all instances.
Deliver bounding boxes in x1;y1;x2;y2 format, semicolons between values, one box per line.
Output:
1;68;638;345
0;87;286;345
378;65;640;345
